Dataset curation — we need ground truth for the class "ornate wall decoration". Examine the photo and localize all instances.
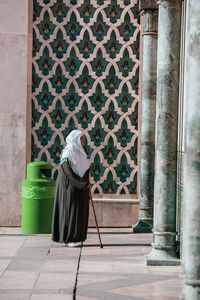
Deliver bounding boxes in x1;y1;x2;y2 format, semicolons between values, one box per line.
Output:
32;0;140;197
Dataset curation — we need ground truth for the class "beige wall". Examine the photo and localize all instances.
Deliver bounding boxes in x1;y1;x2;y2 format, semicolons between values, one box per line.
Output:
0;1;140;227
0;0;32;226
89;201;139;227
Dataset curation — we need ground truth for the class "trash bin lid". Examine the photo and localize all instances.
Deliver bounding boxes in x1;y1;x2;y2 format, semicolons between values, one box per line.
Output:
27;162;53;179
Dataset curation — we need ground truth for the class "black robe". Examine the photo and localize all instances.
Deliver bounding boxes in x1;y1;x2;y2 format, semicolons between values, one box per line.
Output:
52;161;90;243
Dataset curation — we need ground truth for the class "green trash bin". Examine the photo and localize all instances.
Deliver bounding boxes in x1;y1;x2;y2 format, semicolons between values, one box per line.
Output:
22;162;56;234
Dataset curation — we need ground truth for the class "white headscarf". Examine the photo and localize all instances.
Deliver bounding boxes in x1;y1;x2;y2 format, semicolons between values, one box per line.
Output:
60;130;90;178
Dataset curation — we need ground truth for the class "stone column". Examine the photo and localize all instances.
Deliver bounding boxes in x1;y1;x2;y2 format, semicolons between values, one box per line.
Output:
133;0;158;233
146;0;182;265
182;1;200;299
0;0;32;225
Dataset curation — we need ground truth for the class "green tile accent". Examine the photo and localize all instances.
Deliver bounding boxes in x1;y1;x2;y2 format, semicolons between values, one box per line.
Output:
77;0;95;23
36;117;54;147
91;12;109;41
33;1;42;21
36;46;55;75
101;171;119;194
77;65;95;94
77;101;94;128
64;12;82;41
105;0;123;23
32;30;42;57
91;48;108;76
102;136;119;165
130;102;138;129
32;100;42;127
116;83;133;112
89;118;107;146
91;153;105;181
103;101;120;129
50;65;68;93
105;30;122;59
128;172;137;194
119;12;137;42
103;66;121;94
32;64;41;92
77;30;95;59
116;155;132;183
116;119;134;147
37;11;56;40
63;83;81;111
50;29;68;59
117;49;135;77
50;100;67;129
36;82;54;111
128;137;137;165
89;84;107;112
51;0;69;23
64;48;81;76
49;135;62;164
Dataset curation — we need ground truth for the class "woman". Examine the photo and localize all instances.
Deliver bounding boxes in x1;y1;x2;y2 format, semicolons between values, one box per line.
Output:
52;130;91;247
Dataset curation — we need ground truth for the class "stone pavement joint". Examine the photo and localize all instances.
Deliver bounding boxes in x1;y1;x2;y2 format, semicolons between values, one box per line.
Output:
0;227;181;300
73;243;83;300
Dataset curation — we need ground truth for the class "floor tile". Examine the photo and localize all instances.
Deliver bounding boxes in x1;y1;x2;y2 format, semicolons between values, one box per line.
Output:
0;228;182;300
0;294;30;300
0;271;38;289
30;294;72;300
34;273;75;290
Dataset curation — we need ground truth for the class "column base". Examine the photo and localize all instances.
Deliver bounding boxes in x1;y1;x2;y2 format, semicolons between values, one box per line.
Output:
181;284;200;300
146;247;180;266
133;220;153;233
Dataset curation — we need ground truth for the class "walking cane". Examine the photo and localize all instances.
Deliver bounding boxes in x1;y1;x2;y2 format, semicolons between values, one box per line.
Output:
89;186;103;248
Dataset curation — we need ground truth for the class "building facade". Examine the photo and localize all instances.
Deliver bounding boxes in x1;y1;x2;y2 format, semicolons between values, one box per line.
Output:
0;0;141;228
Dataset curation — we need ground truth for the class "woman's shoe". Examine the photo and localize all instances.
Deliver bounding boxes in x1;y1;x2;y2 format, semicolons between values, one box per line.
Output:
67;242;81;247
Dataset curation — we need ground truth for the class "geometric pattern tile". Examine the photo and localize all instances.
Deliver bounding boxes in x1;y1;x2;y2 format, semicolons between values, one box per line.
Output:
32;0;140;196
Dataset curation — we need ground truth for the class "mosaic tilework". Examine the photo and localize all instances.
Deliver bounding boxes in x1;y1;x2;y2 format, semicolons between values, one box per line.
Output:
32;0;140;196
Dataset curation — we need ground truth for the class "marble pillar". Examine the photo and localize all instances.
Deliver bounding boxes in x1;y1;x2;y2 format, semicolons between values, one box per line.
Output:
133;0;158;233
146;0;182;265
182;1;200;299
0;0;32;225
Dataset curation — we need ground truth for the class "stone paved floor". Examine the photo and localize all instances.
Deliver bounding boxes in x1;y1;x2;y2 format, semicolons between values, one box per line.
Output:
0;227;182;300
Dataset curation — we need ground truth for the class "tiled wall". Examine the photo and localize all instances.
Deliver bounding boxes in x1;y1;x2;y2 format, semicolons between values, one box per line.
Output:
31;0;140;198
